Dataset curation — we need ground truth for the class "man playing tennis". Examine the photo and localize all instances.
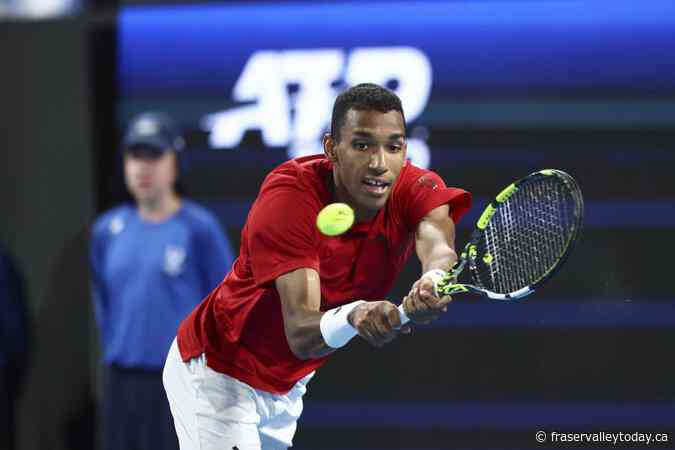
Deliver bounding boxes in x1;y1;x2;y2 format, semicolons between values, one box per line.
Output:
163;83;471;450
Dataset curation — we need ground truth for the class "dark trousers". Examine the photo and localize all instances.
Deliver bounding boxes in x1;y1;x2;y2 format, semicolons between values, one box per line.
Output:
102;365;179;450
0;366;19;450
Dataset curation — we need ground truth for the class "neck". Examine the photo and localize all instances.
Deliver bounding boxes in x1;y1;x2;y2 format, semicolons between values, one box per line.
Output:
137;192;181;223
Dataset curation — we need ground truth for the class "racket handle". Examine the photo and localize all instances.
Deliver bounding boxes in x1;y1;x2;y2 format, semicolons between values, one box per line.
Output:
397;269;447;326
397;303;410;326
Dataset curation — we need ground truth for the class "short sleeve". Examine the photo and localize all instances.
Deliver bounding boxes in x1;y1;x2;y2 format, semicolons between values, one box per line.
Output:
394;168;472;230
248;188;320;286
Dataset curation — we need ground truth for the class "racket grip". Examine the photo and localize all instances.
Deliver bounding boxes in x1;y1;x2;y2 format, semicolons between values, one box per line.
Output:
397;269;447;326
397;303;410;326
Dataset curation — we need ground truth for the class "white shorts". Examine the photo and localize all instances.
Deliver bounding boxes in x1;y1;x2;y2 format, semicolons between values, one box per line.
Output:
162;339;313;450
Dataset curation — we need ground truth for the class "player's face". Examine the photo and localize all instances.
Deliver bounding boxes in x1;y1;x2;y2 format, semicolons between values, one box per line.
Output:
124;149;177;204
325;109;407;219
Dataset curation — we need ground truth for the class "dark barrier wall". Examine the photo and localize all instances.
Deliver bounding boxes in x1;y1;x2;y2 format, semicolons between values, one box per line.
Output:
0;20;97;450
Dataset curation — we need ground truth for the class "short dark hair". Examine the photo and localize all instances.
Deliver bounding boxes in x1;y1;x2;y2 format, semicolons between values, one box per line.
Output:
330;83;406;142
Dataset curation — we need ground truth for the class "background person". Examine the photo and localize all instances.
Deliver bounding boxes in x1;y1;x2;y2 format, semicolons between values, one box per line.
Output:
90;112;235;450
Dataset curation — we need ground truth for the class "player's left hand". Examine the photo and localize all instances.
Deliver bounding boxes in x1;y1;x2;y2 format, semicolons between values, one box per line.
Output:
402;275;452;325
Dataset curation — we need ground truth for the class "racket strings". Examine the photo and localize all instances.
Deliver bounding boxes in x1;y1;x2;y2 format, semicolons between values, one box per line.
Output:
472;176;579;294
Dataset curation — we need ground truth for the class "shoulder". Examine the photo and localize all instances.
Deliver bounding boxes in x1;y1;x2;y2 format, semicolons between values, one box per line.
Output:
246;157;330;238
180;200;221;227
388;162;471;227
392;162;445;197
178;200;224;236
401;161;442;184
257;155;329;209
91;204;134;240
265;155;328;190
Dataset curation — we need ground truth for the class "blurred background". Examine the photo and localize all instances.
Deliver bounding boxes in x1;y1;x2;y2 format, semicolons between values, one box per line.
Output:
2;0;675;449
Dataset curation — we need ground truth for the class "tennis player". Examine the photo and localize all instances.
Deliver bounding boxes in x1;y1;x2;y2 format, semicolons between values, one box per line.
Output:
163;83;471;450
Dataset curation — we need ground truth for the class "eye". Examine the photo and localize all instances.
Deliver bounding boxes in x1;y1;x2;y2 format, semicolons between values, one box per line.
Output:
388;145;402;153
353;142;369;151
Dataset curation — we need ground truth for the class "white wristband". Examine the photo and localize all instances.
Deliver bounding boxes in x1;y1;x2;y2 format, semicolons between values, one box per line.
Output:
319;300;366;349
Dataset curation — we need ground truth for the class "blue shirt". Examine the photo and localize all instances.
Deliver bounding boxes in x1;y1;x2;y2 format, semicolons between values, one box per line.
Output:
90;200;234;369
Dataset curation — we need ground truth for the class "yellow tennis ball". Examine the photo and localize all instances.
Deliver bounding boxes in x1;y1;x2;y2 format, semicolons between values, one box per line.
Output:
316;203;355;236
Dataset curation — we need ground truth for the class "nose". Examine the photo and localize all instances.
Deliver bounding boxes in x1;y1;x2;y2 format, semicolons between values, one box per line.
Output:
368;148;387;174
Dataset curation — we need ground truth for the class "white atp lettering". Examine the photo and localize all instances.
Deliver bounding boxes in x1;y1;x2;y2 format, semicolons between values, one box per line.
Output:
202;51;291;148
202;47;433;168
345;46;432;124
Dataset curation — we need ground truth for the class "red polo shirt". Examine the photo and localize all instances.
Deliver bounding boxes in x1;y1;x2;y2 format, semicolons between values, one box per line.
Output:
177;155;471;394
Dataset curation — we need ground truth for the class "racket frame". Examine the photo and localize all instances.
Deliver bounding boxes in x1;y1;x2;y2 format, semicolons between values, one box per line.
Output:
436;169;584;301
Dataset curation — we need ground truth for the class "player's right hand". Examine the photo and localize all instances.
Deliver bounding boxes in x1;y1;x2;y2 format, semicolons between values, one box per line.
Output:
402;276;453;325
347;301;407;348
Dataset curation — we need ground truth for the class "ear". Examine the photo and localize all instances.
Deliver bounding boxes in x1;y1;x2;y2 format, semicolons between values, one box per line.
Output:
323;133;338;164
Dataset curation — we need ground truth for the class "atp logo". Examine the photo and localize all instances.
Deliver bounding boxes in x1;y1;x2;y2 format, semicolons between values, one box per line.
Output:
201;47;433;168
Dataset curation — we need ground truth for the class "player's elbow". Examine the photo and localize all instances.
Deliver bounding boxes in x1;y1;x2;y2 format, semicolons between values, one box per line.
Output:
287;337;312;360
284;321;321;360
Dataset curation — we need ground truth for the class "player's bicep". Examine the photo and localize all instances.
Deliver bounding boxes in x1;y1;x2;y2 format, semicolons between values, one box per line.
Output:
276;268;322;322
248;191;320;285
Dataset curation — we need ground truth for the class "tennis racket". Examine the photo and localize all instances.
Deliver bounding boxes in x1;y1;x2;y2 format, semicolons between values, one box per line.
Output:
398;169;584;324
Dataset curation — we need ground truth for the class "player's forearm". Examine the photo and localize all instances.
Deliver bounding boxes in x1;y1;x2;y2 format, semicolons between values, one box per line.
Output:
284;309;336;360
420;244;457;274
277;268;336;360
416;205;458;275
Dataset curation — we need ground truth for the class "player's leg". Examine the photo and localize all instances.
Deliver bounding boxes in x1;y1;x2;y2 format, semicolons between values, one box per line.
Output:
258;405;302;450
257;372;313;450
259;432;292;450
163;339;262;450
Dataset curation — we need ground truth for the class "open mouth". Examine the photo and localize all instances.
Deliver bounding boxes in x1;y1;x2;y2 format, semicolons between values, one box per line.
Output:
362;178;391;196
136;179;153;189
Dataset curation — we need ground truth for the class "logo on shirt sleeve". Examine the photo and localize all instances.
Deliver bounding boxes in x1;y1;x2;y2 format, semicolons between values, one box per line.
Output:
109;216;125;235
417;174;439;190
164;245;186;276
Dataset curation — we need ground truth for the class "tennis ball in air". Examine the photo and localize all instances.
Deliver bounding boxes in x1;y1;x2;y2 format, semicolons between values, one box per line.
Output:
316;203;355;236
